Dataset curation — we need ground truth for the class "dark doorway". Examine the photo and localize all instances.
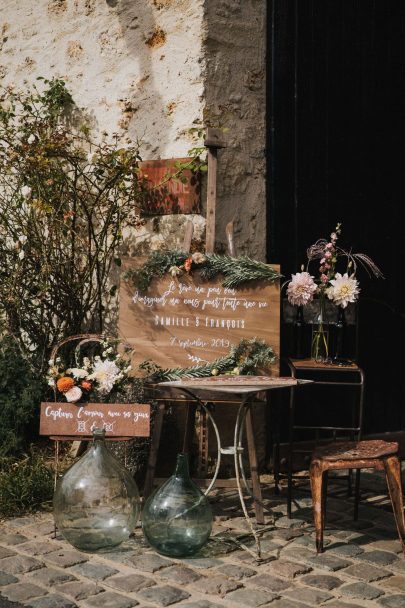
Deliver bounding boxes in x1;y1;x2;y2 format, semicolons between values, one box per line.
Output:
268;0;405;433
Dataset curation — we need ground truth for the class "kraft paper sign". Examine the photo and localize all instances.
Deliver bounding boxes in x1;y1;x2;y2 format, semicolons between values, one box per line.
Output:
119;264;280;375
40;402;150;438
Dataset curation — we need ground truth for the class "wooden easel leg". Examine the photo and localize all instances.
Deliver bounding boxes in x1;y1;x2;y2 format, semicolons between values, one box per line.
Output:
143;403;166;499
384;455;405;556
245;408;265;525
310;459;325;553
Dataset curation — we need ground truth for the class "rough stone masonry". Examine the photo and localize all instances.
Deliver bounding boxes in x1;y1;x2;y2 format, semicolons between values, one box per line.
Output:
0;0;267;258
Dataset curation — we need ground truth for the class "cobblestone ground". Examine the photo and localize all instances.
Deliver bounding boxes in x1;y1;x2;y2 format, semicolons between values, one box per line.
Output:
2;471;405;608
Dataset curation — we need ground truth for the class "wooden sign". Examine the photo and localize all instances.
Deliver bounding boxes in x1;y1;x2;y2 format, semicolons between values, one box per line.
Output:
40;402;150;438
139;158;201;215
119;264;280;375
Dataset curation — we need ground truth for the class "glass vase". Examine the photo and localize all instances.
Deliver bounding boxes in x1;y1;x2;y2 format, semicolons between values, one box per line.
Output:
293;305;305;359
53;428;140;552
142;453;213;557
311;297;329;362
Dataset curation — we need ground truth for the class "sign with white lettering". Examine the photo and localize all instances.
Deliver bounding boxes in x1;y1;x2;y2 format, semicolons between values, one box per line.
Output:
39;402;150;438
119;264;280;375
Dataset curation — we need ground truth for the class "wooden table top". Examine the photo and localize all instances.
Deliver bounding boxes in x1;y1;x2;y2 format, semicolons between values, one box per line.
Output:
289;358;360;371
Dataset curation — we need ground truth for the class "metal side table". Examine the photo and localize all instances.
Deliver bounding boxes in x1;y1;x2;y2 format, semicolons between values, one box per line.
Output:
153;376;312;559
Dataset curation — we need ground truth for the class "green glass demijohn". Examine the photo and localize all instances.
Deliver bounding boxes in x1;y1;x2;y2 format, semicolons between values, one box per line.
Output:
53;428;140;552
142;453;213;557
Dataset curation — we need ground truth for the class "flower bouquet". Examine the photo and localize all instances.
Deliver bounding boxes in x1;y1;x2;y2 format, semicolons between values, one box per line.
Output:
47;338;133;403
286;224;383;362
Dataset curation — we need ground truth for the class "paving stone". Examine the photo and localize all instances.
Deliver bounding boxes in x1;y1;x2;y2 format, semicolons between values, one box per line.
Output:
269;560;311;579
160;565;201;584
275;516;306;529
126;553;173;573
191;575;241;596
369;539;403;553
18;541;63;556
55;581;105;600
5;516;37;528
378;594;405;607
326;542;364;557
270;528;304;542
0;548;16;559
43;549;88;568
283;587;333;604
179;602;224;608
289;535;321;549
381;575;405;592
0;555;44;574
358;550;398;566
226;588;277;606
28;567;78;585
138;585;191;606
248;573;291;593
268;601;308;608
84;592;138;608
325;602;368;608
1;582;47;602
28;595;78;608
0;534;28;545
259;539;283;552
0;572;18;586
26;520;56;536
106;573;155;593
389;560;405;574
217;564;257;579
340;582;385;600
343;562;392;582
301;573;343;590
70;562;119;581
305;553;351;571
182;558;223;569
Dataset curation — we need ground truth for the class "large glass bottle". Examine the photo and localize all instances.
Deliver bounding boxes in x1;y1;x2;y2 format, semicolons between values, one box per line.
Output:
53;428;140;552
142;453;212;557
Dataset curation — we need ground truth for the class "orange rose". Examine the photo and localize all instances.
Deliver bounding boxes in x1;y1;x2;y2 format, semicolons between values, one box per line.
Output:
184;256;193;273
56;377;74;393
80;380;92;391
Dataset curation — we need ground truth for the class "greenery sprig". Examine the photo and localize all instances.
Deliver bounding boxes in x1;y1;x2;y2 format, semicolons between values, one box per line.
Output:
139;338;276;382
124;250;282;292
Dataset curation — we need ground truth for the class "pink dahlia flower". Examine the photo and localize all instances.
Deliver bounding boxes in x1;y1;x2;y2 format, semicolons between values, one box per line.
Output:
287;272;317;306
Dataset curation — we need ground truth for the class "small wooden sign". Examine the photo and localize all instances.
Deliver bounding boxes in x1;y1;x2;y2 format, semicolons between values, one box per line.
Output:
119;263;280;375
139;158;201;215
40;402;150;438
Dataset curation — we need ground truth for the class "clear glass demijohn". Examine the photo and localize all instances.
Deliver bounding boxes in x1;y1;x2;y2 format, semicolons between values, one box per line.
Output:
142;452;213;557
53;428;140;552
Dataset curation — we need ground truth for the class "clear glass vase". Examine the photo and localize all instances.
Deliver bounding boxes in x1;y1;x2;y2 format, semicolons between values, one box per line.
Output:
311;297;330;362
53;428;140;552
142;453;213;557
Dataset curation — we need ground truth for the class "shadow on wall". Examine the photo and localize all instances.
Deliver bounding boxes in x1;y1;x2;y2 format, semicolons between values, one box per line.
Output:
115;0;168;159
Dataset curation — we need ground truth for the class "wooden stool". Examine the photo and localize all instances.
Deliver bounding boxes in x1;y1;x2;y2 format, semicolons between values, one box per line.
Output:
310;440;405;555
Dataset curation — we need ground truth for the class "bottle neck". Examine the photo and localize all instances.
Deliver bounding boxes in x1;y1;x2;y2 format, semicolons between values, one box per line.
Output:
174;453;190;479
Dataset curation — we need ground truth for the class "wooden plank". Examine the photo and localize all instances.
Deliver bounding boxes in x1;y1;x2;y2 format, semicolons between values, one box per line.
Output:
40;402;150;438
138;158;201;215
226;220;236;257
205;148;218;253
182;219;194;253
119;263;281;376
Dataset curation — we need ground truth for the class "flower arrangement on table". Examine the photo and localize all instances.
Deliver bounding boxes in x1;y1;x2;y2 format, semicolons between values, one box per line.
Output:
47;339;133;403
285;223;383;361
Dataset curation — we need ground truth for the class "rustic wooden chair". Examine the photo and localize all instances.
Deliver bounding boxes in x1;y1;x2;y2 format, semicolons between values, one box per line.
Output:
310;440;405;555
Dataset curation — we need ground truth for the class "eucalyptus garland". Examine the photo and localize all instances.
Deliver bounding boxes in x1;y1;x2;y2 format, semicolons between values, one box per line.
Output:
139;337;276;382
124;250;282;292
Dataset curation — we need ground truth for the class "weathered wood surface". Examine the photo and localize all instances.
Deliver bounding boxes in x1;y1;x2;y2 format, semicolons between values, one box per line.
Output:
40;402;150;438
119;263;281;376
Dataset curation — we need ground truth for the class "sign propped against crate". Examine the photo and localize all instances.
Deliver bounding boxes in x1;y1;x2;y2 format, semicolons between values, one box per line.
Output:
40;402;150;439
119;262;281;376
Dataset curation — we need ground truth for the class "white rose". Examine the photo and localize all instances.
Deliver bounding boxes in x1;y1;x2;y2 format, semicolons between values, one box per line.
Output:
21;185;32;198
65;386;83;403
18;250;25;260
19;235;27;244
27;134;36;144
192;252;206;264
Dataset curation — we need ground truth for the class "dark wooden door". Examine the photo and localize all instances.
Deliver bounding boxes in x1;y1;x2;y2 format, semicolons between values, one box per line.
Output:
268;0;405;433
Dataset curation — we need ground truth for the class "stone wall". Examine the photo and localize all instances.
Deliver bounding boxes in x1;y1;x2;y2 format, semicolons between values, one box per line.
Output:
1;0;267;257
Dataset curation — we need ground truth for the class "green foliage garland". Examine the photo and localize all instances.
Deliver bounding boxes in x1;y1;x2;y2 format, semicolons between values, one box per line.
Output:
124;250;282;292
139;337;276;382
